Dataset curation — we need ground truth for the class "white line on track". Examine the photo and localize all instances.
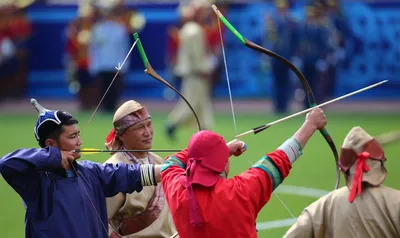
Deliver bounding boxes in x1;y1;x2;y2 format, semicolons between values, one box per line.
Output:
256;185;330;231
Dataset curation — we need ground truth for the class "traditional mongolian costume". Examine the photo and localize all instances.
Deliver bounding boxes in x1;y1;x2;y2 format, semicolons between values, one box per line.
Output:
0;100;157;238
161;130;303;238
105;101;176;238
285;127;400;238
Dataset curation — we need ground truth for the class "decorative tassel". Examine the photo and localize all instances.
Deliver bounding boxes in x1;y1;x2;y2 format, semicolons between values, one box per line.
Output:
187;184;204;227
105;128;116;150
186;159;204;227
348;152;370;202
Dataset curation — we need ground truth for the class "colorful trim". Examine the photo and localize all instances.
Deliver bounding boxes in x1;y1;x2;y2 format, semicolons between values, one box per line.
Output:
220;171;227;178
252;156;282;190
161;156;186;172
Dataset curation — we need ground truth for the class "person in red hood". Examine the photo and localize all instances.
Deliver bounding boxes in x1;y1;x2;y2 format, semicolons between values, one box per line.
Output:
161;108;327;238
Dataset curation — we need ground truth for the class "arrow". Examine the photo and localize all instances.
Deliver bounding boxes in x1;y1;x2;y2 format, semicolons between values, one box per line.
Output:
235;80;388;138
72;148;181;155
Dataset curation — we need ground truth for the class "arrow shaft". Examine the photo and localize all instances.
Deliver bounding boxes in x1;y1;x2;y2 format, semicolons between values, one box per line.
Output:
73;149;181;153
235;80;388;138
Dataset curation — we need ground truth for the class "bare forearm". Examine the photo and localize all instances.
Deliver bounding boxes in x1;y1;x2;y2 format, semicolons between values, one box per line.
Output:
293;122;317;149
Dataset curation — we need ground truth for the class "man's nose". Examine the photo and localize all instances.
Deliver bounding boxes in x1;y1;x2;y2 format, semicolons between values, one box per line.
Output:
77;137;82;146
144;126;152;136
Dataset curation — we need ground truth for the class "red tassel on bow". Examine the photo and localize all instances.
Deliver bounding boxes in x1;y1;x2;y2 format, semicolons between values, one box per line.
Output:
348;152;370;202
105;128;116;150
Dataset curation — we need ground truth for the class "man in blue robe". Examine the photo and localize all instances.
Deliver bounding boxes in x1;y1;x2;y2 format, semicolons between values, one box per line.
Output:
0;99;161;238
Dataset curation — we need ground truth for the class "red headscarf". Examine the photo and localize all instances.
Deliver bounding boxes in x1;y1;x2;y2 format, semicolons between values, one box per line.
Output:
179;130;230;227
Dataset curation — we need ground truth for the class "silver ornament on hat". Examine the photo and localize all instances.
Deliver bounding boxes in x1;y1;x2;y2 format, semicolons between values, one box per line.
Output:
30;98;50;116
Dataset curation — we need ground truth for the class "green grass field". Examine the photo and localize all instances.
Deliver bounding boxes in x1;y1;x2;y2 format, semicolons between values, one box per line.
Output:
0;111;399;237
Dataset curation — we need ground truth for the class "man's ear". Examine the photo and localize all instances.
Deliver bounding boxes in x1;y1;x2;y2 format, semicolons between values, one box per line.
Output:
45;139;58;148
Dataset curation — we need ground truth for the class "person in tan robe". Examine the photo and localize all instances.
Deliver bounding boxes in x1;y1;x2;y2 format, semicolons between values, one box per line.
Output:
104;100;177;238
165;1;216;140
284;126;400;238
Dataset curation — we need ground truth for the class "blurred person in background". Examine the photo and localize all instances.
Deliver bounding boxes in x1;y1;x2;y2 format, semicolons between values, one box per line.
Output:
7;2;32;99
165;22;181;100
323;0;358;100
161;108;327;237
284;126;400;238
65;2;98;111
0;4;17;100
112;0;146;35
166;1;217;141
0;2;32;100
164;2;222;101
264;0;301;114
311;1;338;104
89;3;130;113
104;100;177;238
164;8;186;101
298;2;330;108
203;2;227;88
0;99;162;238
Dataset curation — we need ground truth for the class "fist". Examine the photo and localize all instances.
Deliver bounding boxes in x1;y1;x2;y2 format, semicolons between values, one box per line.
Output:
61;150;76;170
305;108;327;130
226;139;247;157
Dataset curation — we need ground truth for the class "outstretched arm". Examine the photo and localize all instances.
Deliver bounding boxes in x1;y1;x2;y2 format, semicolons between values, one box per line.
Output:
293;108;327;150
233;108;327;212
87;161;161;197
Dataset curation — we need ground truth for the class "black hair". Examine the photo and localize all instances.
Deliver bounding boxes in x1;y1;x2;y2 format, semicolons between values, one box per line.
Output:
39;118;79;148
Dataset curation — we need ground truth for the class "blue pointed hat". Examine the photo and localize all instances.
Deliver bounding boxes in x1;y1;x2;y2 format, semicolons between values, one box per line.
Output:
31;98;77;147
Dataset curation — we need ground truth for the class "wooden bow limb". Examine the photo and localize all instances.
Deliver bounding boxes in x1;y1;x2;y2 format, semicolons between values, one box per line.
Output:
211;4;341;189
133;33;202;132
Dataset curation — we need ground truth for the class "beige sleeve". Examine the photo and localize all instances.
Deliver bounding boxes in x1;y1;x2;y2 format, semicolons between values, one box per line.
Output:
284;210;314;238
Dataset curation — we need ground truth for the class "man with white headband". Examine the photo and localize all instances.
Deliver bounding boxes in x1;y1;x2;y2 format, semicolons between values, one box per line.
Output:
284;126;400;238
104;100;177;238
0;99;161;238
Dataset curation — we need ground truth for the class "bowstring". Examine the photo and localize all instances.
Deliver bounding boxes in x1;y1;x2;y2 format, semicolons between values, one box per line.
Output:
217;15;296;221
217;16;255;167
81;38;138;137
71;164;122;237
217;20;237;135
71;38;139;238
